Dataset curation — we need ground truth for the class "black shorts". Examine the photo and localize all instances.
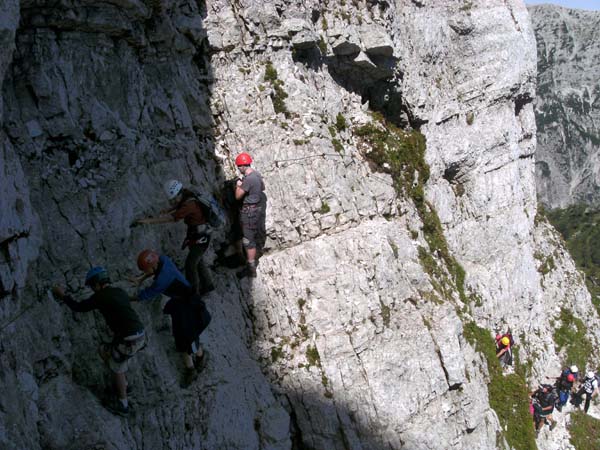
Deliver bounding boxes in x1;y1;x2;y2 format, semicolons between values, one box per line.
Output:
240;204;266;250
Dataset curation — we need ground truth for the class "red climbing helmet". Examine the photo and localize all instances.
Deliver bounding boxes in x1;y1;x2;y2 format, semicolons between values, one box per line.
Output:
235;152;253;166
137;249;159;272
567;374;575;382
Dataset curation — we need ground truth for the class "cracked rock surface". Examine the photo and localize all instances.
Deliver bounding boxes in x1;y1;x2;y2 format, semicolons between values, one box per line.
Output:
1;1;599;449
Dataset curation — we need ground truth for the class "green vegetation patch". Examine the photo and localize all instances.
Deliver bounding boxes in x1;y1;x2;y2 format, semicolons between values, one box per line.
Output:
546;204;600;313
331;139;343;154
553;308;593;371
335;113;347;132
264;61;290;117
463;322;537;450
569;411;600;449
354;114;467;303
271;346;284;363
318;35;327;54
306;345;321;367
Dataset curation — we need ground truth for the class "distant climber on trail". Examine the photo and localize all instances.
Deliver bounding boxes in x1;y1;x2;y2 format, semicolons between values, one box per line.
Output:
531;384;557;437
554;365;578;411
136;180;215;295
234;152;267;279
495;329;514;368
51;267;145;417
573;371;599;414
132;250;211;388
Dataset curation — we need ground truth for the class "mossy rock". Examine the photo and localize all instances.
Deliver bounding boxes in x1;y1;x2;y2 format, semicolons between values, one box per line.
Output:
463;322;537;450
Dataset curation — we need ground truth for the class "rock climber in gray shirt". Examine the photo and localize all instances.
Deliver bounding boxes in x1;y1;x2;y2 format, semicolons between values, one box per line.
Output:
234;152;267;278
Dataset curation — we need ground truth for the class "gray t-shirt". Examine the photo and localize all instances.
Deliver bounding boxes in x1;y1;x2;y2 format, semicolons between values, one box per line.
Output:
240;170;265;205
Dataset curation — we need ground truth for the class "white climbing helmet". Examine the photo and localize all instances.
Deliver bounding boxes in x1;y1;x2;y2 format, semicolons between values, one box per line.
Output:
587;371;596;379
570;365;579;374
164;179;183;200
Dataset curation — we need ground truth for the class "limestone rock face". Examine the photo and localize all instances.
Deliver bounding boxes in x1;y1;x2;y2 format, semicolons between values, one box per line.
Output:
1;0;599;450
529;5;600;208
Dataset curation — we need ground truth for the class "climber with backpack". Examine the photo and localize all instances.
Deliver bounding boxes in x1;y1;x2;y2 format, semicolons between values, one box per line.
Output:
495;330;514;368
234;152;267;279
554;365;578;411
573;371;599;413
136;180;223;295
51;267;146;417
132;249;211;388
530;384;558;436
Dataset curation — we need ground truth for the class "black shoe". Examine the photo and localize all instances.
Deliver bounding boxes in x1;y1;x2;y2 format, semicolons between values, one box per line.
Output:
198;283;215;295
181;367;198;388
193;350;209;372
236;265;257;279
104;398;130;417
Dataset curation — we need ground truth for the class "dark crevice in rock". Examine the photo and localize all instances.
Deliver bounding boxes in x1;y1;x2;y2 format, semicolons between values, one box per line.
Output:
519;153;534;160
0;279;8;299
436;348;451;388
367;0;390;12
292;47;323;71
514;93;533;116
287;395;310;450
326;59;413;128
0;230;31;252
443;163;462;184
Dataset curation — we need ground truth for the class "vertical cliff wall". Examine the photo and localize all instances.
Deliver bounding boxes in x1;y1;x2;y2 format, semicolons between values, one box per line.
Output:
1;1;599;450
529;5;600;209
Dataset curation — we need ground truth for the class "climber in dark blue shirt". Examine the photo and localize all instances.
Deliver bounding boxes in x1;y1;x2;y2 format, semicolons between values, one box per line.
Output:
133;250;211;388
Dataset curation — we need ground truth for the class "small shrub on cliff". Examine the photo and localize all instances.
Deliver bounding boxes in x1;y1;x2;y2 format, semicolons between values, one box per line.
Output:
553;308;593;371
264;61;290;117
335;113;347;132
306;345;321;367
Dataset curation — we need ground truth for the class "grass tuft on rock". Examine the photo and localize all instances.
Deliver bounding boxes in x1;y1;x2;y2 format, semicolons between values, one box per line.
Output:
264;61;290;117
354;114;466;303
463;322;537;450
569;411;600;449
553;308;593;371
306;345;321;367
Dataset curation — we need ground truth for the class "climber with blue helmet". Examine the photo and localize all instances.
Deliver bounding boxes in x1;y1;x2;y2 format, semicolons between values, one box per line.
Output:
234;152;267;279
51;267;145;417
135;179;215;296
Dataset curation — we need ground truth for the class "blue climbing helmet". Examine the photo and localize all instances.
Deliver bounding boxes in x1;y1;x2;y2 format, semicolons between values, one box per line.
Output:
85;267;110;286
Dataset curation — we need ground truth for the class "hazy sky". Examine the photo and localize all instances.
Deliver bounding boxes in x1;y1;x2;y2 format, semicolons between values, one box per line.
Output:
525;0;600;10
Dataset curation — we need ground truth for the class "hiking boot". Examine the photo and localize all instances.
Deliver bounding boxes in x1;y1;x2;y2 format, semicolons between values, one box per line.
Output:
198;283;215;295
181;367;198;389
236;264;257;279
193;350;209;372
104;398;130;418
